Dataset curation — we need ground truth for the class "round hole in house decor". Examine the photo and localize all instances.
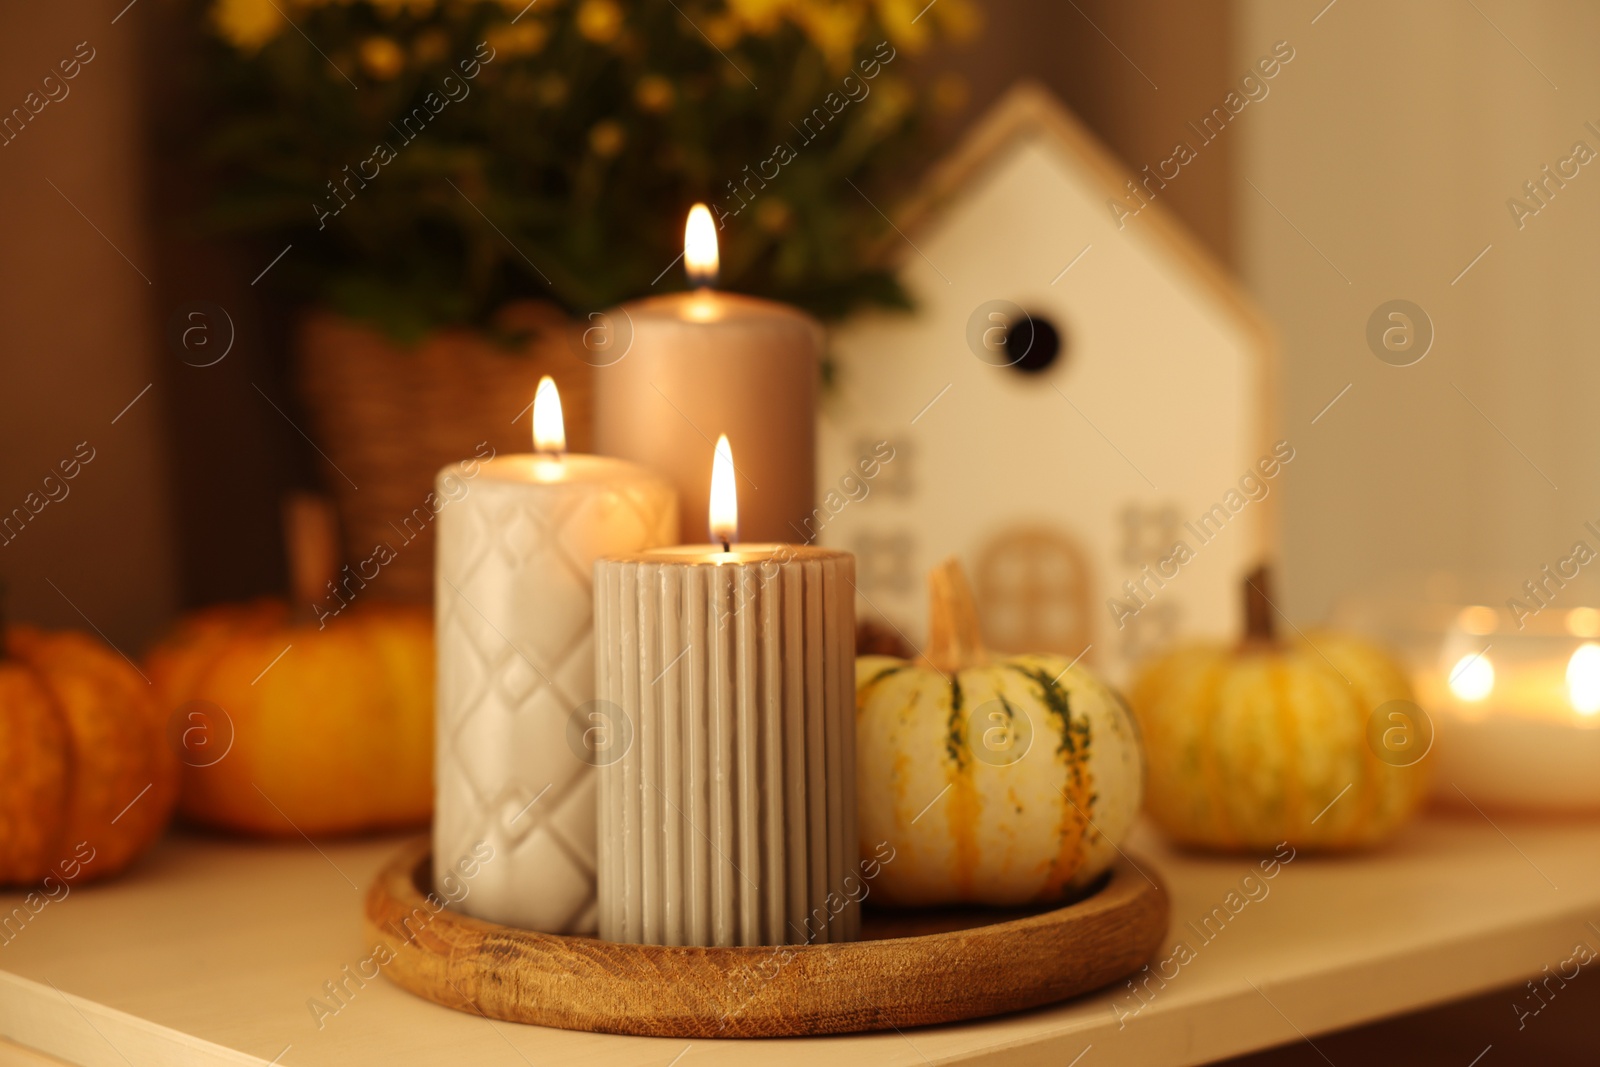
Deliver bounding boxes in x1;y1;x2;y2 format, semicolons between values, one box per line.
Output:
1002;312;1064;374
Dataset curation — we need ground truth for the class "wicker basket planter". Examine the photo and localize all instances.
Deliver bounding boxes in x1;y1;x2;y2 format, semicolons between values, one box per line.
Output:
296;301;593;604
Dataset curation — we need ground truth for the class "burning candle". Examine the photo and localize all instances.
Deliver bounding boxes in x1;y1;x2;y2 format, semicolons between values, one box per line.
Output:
1433;607;1600;723
433;377;677;933
595;437;858;947
594;205;823;546
1416;605;1600;813
1446;650;1496;704
1567;642;1600;716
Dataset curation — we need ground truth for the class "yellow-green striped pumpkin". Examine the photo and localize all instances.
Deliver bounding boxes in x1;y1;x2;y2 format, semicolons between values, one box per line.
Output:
854;560;1145;907
1130;570;1429;851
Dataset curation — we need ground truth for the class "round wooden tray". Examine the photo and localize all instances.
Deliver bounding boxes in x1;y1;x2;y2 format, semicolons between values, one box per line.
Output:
364;840;1169;1038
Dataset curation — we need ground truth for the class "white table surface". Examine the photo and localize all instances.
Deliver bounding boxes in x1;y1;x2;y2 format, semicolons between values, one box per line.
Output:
0;811;1591;1066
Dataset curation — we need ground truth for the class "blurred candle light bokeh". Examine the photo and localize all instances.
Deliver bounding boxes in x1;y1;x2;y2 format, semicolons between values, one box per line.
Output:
1336;577;1600;814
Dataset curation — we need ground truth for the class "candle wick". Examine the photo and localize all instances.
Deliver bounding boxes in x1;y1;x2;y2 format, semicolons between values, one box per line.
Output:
721;539;730;553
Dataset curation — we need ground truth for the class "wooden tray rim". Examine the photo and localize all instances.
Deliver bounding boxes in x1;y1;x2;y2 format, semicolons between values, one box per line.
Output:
364;838;1169;1038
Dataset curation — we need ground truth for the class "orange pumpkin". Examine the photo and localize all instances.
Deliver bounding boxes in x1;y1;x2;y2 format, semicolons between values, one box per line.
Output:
0;625;178;884
147;497;434;837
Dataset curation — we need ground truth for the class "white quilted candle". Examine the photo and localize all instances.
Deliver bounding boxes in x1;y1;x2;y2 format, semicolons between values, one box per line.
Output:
434;377;676;933
596;437;858;947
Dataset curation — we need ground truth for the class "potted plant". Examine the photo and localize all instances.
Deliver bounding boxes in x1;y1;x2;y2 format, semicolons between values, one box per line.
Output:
197;0;978;600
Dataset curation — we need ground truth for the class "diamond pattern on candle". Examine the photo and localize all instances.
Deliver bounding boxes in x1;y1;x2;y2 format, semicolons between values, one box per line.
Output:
435;472;676;934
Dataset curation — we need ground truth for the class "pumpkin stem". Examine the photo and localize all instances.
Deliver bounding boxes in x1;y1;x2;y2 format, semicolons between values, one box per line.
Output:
925;557;987;673
1243;564;1278;643
284;494;340;620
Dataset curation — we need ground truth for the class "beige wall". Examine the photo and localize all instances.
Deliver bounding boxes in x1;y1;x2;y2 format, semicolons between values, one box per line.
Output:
1239;0;1600;619
0;1;175;650
931;0;1235;266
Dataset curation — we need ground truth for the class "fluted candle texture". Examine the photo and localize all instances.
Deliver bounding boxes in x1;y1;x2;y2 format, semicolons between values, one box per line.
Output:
596;545;858;947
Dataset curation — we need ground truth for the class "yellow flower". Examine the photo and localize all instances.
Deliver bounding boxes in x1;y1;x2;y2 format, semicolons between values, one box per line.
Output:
715;0;978;62
727;0;788;35
369;0;437;16
705;15;743;49
794;3;864;69
577;0;624;44
634;75;675;113
874;0;931;53
864;76;913;129
755;197;792;234
359;36;406;80
589;120;626;157
412;29;450;66
211;0;284;51
487;20;550;57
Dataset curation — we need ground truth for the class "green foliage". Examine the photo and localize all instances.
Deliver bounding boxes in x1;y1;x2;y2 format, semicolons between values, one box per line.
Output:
198;0;966;338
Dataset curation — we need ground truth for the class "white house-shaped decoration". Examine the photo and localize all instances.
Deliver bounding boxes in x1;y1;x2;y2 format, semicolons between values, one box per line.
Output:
817;83;1279;686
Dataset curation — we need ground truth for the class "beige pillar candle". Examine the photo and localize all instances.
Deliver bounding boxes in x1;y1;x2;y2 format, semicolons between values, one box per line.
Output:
596;437;858;947
595;205;822;546
434;377;676;934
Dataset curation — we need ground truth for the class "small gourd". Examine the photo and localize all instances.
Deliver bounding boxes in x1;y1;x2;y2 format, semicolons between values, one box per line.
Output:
855;559;1145;907
1130;567;1428;851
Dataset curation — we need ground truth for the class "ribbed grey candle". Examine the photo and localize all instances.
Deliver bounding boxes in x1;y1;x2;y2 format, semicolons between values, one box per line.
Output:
595;544;858;947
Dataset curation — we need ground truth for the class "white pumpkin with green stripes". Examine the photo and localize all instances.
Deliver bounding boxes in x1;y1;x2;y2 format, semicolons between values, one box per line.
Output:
855;560;1145;907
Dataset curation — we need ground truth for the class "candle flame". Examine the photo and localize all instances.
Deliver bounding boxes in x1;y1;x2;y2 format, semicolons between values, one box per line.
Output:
1569;643;1600;716
685;204;719;287
709;434;737;549
532;375;566;454
1448;652;1495;703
